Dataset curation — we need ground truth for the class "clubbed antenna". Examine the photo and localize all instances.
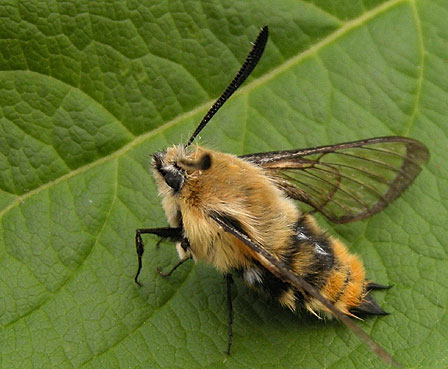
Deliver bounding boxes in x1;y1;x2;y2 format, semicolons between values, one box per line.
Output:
185;26;269;147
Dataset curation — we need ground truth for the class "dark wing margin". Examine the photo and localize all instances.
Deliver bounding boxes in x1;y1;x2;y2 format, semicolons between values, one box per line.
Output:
209;212;402;368
241;137;429;223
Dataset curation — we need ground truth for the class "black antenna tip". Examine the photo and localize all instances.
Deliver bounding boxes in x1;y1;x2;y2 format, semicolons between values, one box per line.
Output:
185;26;269;147
260;25;268;36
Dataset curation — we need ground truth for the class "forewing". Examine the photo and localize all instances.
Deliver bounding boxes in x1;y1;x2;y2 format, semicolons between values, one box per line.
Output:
241;137;429;223
208;212;400;367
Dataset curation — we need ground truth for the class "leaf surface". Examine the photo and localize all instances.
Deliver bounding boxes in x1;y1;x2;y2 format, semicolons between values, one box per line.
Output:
1;1;447;368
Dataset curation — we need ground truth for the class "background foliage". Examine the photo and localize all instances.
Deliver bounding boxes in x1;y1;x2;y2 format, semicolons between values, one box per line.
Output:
1;0;447;368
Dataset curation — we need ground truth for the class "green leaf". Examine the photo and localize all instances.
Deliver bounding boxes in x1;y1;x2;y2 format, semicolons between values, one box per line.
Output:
1;0;446;368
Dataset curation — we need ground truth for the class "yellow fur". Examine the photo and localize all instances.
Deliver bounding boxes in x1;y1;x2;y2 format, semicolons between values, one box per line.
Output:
155;145;299;272
154;144;374;317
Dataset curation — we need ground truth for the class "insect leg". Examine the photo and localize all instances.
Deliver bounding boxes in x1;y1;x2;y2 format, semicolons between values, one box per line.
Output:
157;256;191;277
225;273;234;355
157;236;191;276
135;227;182;285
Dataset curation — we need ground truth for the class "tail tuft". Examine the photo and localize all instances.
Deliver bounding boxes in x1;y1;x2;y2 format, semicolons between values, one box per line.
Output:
350;293;389;316
366;282;393;291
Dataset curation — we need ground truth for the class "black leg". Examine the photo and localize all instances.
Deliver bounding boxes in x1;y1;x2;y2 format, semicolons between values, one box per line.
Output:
157;257;191;277
134;227;182;285
225;273;234;355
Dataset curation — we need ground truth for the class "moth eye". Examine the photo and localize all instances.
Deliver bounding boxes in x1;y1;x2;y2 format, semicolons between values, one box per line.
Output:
164;169;184;192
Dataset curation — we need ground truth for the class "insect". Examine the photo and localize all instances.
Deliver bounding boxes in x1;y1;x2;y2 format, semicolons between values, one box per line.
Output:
134;26;429;366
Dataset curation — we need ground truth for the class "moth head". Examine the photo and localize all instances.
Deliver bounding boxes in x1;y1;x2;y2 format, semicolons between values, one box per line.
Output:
150;26;267;197
152;146;212;193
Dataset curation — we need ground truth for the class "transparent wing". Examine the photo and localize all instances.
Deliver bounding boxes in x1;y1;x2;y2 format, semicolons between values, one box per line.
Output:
209;211;399;366
241;137;429;223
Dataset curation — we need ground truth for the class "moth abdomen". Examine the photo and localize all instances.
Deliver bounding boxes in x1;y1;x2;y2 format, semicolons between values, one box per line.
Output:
239;213;386;317
292;214;387;317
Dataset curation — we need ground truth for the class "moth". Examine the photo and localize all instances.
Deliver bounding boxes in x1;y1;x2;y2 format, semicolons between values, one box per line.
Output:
134;26;429;366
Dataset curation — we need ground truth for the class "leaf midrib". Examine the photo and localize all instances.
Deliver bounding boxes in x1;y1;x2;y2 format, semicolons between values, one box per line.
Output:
0;0;410;220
